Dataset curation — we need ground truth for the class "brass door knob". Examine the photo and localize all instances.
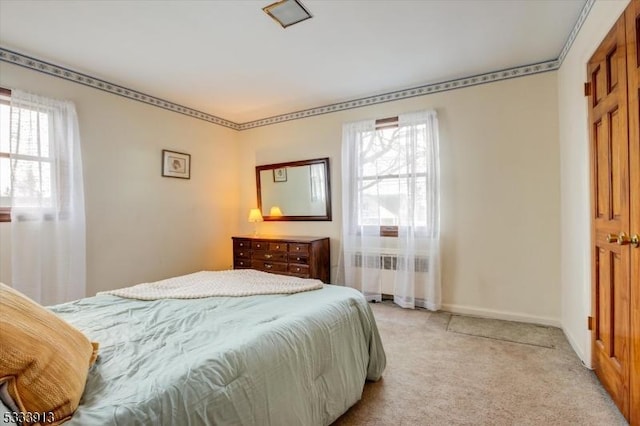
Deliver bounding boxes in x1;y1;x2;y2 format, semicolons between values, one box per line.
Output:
617;232;630;245
607;233;618;243
631;234;640;248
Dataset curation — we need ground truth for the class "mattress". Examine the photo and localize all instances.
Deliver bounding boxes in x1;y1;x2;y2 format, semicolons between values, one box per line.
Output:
51;284;386;425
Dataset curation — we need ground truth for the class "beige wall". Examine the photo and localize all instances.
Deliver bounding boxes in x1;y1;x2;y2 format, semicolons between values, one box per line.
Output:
1;51;563;325
558;0;630;366
0;61;241;296
238;72;561;325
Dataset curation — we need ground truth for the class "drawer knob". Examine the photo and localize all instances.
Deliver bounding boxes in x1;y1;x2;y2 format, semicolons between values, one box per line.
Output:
276;245;280;249
296;257;301;261
239;252;244;256
296;247;300;251
264;254;272;259
265;264;272;269
296;267;300;272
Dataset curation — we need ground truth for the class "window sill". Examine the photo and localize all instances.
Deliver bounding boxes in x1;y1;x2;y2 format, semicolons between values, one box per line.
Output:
0;209;68;222
354;226;438;240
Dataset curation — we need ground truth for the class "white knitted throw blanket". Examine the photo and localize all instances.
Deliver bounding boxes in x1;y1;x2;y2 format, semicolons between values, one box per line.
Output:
98;270;323;300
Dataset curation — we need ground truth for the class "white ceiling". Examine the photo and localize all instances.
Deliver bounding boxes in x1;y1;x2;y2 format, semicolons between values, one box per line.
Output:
0;0;586;124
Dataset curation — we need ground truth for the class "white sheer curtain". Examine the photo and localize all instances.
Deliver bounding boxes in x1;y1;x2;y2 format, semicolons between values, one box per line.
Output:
9;90;86;305
340;110;440;310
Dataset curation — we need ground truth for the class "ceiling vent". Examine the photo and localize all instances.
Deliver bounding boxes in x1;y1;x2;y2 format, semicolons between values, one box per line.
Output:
263;0;312;28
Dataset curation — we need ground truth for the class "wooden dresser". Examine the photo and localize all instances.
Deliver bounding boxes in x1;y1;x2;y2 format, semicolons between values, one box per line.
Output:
232;235;330;283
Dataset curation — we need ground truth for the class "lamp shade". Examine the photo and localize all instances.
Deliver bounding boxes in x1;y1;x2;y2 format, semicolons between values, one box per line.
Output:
269;206;283;216
248;208;263;223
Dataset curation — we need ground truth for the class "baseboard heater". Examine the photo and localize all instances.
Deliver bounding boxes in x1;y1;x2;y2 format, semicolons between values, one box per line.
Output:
351;253;429;273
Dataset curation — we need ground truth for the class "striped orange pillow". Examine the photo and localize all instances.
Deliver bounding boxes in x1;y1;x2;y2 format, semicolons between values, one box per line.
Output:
0;283;98;425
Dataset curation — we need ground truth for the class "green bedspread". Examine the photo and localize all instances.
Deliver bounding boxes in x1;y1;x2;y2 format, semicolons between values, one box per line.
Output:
51;284;386;425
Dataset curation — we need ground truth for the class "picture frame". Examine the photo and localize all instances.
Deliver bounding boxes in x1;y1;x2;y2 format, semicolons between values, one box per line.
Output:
273;167;287;182
162;150;191;179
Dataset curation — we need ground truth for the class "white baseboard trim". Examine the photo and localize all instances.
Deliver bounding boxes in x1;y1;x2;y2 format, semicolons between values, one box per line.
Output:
562;325;591;369
440;303;561;327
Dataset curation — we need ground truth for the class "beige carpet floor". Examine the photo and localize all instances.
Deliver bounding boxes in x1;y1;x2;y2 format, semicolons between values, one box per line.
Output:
333;301;627;426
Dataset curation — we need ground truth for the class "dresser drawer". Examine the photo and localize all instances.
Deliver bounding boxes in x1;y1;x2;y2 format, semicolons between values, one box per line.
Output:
289;243;310;254
234;239;251;250
234;258;251;268
251;260;288;273
269;242;288;252
252;241;267;251
234;248;251;259
256;251;287;262
289;254;309;265
289;264;310;275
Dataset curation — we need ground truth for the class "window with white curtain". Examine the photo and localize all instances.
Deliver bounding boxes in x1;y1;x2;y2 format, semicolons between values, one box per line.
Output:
0;88;87;305
341;110;441;310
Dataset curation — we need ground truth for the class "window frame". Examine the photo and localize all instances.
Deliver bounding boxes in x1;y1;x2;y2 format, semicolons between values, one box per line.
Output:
0;87;10;222
0;87;56;223
355;116;432;238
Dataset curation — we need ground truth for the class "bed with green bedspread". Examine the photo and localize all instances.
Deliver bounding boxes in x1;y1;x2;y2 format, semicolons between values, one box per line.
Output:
51;284;386;425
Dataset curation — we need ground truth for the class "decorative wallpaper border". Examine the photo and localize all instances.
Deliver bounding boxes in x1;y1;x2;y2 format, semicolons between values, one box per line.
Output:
0;0;593;131
0;48;240;130
238;60;559;130
557;0;595;65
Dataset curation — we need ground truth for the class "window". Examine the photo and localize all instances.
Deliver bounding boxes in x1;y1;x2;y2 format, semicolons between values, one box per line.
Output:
0;88;53;222
355;116;436;236
340;110;441;309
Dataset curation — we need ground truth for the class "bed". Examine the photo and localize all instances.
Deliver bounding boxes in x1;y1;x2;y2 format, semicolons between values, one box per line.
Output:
37;272;386;425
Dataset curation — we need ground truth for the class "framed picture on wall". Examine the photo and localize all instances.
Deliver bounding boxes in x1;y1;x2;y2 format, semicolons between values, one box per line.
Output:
162;150;191;179
273;167;287;182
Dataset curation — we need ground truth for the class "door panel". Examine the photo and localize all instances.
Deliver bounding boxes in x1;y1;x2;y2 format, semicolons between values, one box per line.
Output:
610;107;623;219
594;244;629;368
594;118;607;218
588;13;630;419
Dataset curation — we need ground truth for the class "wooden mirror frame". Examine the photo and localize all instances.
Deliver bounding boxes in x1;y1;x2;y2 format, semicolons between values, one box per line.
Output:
256;157;332;221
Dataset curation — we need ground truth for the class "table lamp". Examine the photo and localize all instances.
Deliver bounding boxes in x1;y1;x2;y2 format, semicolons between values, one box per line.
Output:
248;208;263;236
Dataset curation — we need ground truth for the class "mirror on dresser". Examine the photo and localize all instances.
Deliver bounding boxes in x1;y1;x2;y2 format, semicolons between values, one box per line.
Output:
256;157;331;221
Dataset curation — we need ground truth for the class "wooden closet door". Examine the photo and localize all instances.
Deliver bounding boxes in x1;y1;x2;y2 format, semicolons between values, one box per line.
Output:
588;14;631;419
627;0;640;423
